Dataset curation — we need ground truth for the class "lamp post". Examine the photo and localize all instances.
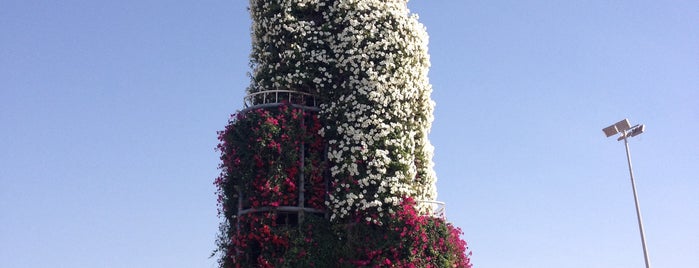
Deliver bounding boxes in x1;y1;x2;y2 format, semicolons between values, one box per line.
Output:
603;119;650;268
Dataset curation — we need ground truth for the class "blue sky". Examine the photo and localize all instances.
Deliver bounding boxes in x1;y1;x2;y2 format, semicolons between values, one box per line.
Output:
1;1;697;267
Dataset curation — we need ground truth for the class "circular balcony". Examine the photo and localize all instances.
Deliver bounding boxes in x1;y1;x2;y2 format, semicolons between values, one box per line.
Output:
244;89;318;109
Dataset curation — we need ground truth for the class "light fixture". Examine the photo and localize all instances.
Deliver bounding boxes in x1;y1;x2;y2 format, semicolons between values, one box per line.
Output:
603;118;651;268
603;118;631;137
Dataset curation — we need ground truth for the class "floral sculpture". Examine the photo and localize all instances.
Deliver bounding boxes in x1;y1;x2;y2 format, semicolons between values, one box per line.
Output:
215;0;472;267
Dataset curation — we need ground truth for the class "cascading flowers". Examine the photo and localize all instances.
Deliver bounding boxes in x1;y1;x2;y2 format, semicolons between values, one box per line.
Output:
214;104;326;267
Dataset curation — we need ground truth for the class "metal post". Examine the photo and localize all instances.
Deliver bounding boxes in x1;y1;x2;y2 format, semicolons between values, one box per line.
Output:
622;131;651;268
298;109;306;225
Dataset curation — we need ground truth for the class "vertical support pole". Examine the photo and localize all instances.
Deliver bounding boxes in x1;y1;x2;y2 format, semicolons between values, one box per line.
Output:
236;189;243;257
623;132;651;268
323;142;330;220
298;108;306;225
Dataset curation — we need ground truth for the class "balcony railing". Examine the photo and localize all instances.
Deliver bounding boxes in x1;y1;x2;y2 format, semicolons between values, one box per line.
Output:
416;200;446;219
244;89;318;108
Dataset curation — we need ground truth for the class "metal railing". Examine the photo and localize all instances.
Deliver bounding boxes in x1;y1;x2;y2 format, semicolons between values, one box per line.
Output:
416;200;446;219
244;89;318;108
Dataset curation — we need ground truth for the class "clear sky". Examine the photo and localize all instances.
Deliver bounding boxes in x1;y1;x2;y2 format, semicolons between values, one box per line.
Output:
1;1;697;267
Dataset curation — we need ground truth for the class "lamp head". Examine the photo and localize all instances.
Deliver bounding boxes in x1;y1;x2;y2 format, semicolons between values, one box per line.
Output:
630;124;645;137
614;123;645;141
603;119;631;137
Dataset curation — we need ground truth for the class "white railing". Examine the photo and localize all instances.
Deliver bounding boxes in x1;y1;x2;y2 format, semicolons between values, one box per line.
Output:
416;200;446;219
244;89;318;108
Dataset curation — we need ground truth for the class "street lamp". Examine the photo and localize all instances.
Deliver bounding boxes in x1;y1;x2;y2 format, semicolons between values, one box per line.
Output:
603;118;650;268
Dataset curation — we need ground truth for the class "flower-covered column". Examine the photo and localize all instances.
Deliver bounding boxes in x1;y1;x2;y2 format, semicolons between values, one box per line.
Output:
247;0;333;100
215;1;334;267
215;0;472;267
320;0;438;223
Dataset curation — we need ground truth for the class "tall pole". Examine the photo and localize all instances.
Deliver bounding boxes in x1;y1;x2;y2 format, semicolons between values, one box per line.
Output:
622;131;651;268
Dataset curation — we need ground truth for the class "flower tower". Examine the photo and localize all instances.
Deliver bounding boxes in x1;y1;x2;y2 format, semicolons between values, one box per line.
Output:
215;0;472;267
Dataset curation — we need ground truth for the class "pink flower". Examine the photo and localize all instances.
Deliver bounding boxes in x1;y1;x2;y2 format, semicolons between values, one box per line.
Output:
265;117;279;126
